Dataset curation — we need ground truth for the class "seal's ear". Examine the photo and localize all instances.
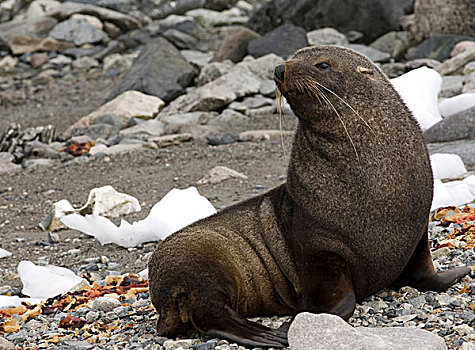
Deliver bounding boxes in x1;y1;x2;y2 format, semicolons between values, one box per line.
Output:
357;66;376;80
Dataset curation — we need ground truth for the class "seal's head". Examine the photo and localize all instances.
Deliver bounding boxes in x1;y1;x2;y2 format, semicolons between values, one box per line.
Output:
274;45;388;122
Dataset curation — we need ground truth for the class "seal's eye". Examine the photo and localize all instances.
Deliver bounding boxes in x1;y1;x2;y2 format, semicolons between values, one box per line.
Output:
315;61;330;70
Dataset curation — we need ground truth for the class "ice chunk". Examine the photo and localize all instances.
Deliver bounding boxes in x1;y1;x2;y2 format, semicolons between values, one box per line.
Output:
438;93;475;117
62;187;217;248
390;67;442;130
0;248;12;259
430;153;467;180
431;175;475;211
18;261;86;299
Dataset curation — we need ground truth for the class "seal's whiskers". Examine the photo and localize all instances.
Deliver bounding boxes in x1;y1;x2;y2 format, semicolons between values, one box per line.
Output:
275;86;288;162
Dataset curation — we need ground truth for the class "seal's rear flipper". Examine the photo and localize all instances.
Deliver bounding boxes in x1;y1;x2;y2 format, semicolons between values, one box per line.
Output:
394;232;471;292
192;304;289;348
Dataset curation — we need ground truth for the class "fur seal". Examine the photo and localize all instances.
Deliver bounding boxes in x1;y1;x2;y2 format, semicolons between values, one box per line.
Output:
149;45;471;348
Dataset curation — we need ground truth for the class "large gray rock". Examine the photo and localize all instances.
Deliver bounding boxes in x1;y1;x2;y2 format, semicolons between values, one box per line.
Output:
0;15;58;49
215;26;260;63
288;313;448;350
47;2;145;32
370;31;410;60
160;53;282;115
427;140;475;169
246;0;414;44
49;18;108;46
107;37;197;103
405;0;475;44
247;24;308;58
343;44;391;63
423;106;475;143
410;35;474;61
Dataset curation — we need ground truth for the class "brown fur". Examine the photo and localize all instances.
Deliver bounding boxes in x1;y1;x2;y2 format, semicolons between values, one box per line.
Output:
149;45;470;348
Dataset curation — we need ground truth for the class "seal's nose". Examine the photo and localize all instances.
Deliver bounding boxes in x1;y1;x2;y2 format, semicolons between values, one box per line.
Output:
274;64;285;83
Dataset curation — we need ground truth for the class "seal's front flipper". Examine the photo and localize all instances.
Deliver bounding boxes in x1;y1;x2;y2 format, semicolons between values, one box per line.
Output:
296;251;356;320
394;232;471;292
192;304;289;348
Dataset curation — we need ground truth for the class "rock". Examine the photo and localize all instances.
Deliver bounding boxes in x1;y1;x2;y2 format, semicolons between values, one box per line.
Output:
452;41;475;57
102;53;134;74
405;0;475;44
92;296;121;312
180;49;213;68
0;336;15;350
206;132;239;145
30;52;48;68
197;166;247;184
46;2;145;32
0;158;22;174
161;28;197;50
71;123;118;140
164;124;226;143
288;313;447;350
246;0;414;44
0;15;58;49
160;112;217;125
8;34;73;55
72;56;99;70
195;60;235;86
148;133;192;148
49;18;108;46
440;75;464;98
214;25;260;62
239;129;293;142
381;62;406;78
423;106;475;143
427;140;475;169
89;143;142;156
95;113;124;129
163;339;193;350
409;35;474;61
161;65;261;115
342;44;391;63
247;24;308;58
210;109;249;126
464;62;475;75
370;31;410;60
306;27;349;46
107;37;197;103
92;40;125;61
0;55;18;70
39;199;76;231
22;158;57;170
32;69;58;85
70;13;103;29
436;48;475;76
405;58;441;71
119;120;166;139
185;8;246;28
63;91;164;138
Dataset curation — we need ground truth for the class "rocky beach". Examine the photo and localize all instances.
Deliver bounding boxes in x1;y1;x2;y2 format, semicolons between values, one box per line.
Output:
0;0;474;349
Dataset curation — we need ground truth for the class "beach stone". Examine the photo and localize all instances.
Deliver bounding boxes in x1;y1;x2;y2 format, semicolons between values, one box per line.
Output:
0;56;18;70
440;75;464;98
186;8;246;28
119;120;165;139
161;28;197;50
102;53;134;74
8;34;73;55
307;27;349;46
288;313;447;350
246;0;414;44
161;65;261;115
370;31;410;59
160;112;217;125
92;296;121;312
89;143;142;156
464;62;475;75
197;165;248;185
210;109;249;126
49;18;108;46
30;52;49;68
436;48;475;75
72;56;99;70
0;15;58;49
407;0;475;44
107;37;197;103
63;91;164;138
405;58;441;71
410;35;474;61
180;49;213;68
70;13;103;29
148;133;192;148
343;44;391;63
195;60;235;86
452;41;475;57
215;26;260;63
423;106;475;143
427;139;475;169
0;158;21;174
22;158;57;170
239;129;293;142
0;336;15;350
46;2;144;32
247;24;308;58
